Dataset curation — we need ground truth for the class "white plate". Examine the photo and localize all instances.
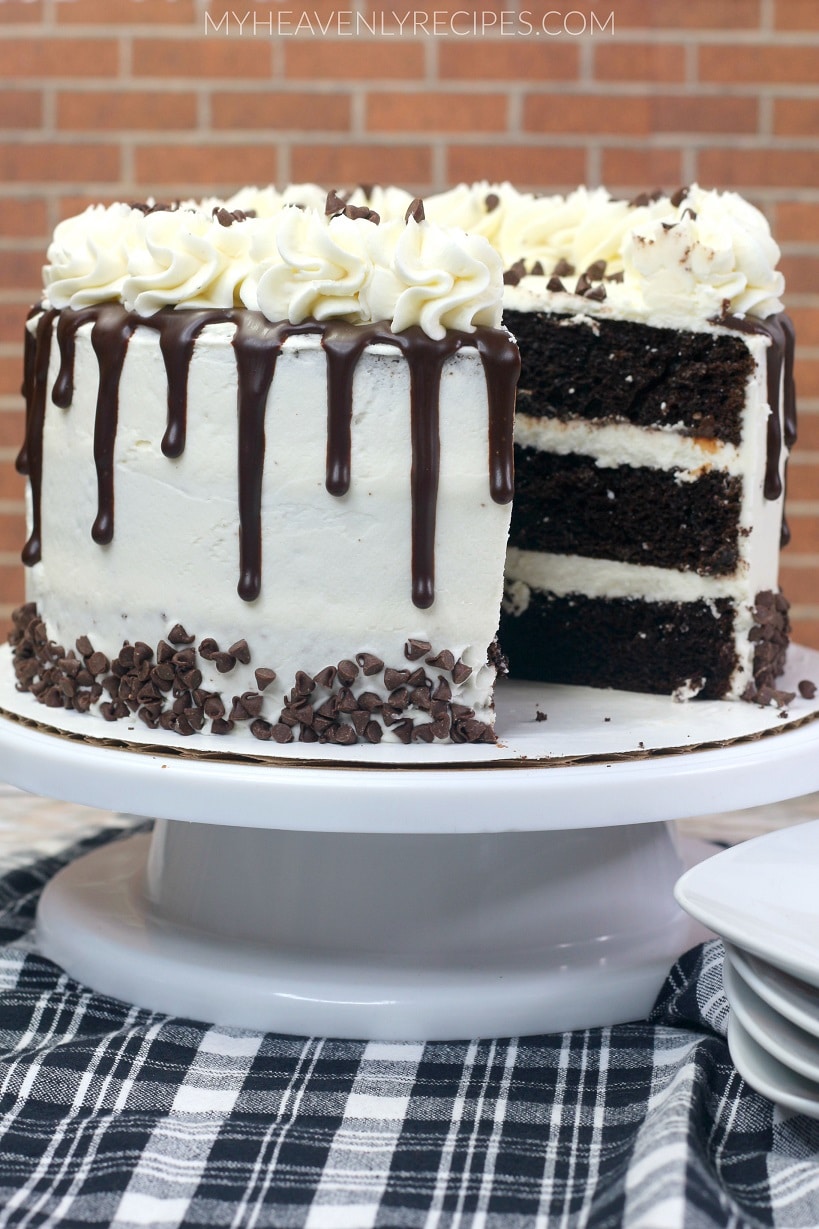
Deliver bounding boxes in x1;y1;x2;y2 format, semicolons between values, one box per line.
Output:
728;1013;819;1119
727;943;819;1041
675;820;819;988
724;957;819;1082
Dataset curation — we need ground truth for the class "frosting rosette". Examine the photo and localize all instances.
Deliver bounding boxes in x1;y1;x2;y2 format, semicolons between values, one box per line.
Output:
121;208;254;315
621;187;785;322
43;203;142;309
363;216;503;339
247;206;374;324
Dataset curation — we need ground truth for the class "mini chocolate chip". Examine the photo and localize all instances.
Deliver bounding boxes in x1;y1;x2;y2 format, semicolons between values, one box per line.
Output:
74;692;93;713
357;692;383;712
485;192;500;212
405;638;431;661
389;687;409;710
546;276;565;293
365;720;382;744
86;651;109;677
670;185;690;207
356;652;384;676
552;258;575;277
203;695;225;719
325;189;347;215
575;273;592;296
584;260;607;281
172;648;196;668
406;667;427;687
294;671;316;695
405;197;425;224
452;703;475;719
180;668;203;690
432;677;452;702
337;688;359;713
157;640;174;663
337;659;359;685
411;723;434;743
198;638;219;659
799;679;817;699
254;667;276;690
238;691;262;717
250;718;273;741
314;666;337;689
168;623;194;645
426;649;455;672
384;667;410;690
409;687;431;711
229;639;251;664
134;642;153;665
452;661;472;684
503;259;526;287
392;718;414;744
214;653;236;674
585;285;607;302
271;723;294;743
76;635;94;658
153;662;175;683
313;715;333;735
344;204;379;224
530;260;544;276
211;717;234;735
300;725;319;743
316;696;339;719
351;710;371;736
229;697;250;721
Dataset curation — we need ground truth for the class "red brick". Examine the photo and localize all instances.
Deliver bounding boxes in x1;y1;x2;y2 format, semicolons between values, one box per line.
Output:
600;147;682;191
206;0;346;24
792;412;819;452
0;567;25;609
0;36;118;78
438;40;579;81
367;0;517;30
290;143;431;188
788;617;819;650
793;356;819;399
775;203;819;244
697;149;819;190
446;144;586;190
774;0;819;30
789;308;819;349
57;0;196;22
0;358;23;400
699;44;819;85
0;410;24;449
366;91;507;134
788;515;819;555
57;89;198;132
284;39;425;80
0;89;41;129
523;93;758;137
594;42;685;83
134;143;280;186
132;37;270;78
0;0;43;22
524;93;649;136
0;199;47;239
0;307;34;346
0;142;120;184
211;91;352;132
775;99;819;138
0;513;25;555
786;463;819;501
0;249;42;294
778;562;819;605
0;462;25;502
780;256;819;296
585;0;761;27
57;193;131;216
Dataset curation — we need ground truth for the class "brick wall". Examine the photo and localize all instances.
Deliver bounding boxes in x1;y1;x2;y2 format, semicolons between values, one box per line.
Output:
1;0;818;644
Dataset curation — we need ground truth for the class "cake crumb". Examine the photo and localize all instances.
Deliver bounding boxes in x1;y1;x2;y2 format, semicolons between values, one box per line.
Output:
535;708;547;722
604;716;611;722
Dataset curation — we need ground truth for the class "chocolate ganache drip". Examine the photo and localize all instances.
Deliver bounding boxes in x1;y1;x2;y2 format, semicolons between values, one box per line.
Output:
721;311;797;548
20;306;519;608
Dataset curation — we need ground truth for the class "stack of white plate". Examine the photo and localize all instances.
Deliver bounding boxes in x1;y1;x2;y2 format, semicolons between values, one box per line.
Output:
675;819;819;1118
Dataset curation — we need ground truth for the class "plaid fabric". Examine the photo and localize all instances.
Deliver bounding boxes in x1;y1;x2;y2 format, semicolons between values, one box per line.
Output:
0;826;817;1229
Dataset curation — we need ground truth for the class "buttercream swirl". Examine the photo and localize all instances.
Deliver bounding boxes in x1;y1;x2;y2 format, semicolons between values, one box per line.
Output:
44;203;142;309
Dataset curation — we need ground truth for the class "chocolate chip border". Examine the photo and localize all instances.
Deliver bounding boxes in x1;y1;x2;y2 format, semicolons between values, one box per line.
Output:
9;604;497;745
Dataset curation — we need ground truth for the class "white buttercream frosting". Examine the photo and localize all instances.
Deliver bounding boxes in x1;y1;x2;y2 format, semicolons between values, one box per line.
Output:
44;203;143;309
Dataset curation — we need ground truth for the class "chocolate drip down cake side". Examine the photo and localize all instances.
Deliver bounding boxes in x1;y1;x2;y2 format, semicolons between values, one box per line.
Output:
11;182;797;748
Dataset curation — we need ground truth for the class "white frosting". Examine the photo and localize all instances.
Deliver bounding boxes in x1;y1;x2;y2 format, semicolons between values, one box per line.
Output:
27;321;512;739
44;203;142;309
42;182;785;334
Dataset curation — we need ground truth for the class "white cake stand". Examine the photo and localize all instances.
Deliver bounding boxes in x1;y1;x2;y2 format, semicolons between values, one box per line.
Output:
2;645;819;1041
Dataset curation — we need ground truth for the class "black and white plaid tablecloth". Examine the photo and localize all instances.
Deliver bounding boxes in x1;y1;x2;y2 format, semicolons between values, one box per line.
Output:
0;824;817;1229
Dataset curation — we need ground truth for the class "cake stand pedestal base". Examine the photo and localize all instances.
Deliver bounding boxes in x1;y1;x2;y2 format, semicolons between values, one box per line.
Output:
38;819;694;1040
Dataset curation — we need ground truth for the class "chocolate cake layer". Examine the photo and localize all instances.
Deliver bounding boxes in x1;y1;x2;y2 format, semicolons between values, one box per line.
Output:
510;447;743;575
504;310;755;445
499;591;738;699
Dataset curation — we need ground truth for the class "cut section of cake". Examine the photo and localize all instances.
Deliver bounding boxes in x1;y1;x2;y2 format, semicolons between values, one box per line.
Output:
494;184;795;702
12;196;519;744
